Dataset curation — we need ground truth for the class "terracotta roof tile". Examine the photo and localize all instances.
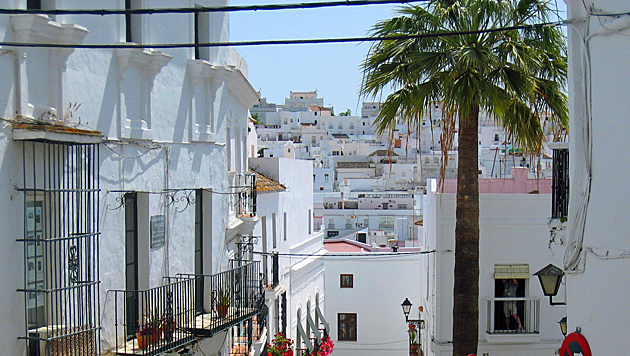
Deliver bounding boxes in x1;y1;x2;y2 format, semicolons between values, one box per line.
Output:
251;170;286;194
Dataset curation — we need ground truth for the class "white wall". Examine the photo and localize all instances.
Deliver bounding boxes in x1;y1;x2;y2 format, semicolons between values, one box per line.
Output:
250;157;327;349
422;180;566;356
325;252;421;356
564;1;630;353
0;1;258;354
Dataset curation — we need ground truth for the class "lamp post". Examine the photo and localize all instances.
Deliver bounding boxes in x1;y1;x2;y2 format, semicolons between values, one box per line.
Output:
533;264;566;305
401;298;425;356
558;316;567;337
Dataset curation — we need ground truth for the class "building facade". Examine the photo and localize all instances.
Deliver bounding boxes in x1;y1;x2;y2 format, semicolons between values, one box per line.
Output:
0;1;263;355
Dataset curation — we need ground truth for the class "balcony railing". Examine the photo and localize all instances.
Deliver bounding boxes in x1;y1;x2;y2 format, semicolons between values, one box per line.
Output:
177;261;264;337
109;279;196;356
485;297;540;335
230;173;257;217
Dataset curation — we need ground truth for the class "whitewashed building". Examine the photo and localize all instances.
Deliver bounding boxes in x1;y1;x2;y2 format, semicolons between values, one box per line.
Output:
323;239;422;356
250;157;329;356
562;1;630;353
420;175;566;356
0;1;265;355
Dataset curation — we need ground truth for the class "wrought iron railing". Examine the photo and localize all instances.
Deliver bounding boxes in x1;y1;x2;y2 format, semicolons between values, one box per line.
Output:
486;297;540;335
177;261;264;337
109;279;196;355
230;173;257;217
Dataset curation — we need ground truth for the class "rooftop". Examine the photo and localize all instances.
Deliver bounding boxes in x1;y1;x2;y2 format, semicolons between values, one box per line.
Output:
251;170;286;194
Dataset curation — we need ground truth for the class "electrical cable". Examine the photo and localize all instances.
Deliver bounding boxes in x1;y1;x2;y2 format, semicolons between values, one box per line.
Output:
0;21;564;49
0;0;427;16
254;249;435;257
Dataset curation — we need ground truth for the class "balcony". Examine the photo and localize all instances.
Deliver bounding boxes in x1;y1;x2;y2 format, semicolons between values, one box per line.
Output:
230;173;257;218
485;297;540;343
108;262;265;355
178;261;265;337
109;279;196;355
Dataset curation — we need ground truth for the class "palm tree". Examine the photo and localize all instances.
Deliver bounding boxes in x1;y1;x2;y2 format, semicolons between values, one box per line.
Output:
360;1;567;355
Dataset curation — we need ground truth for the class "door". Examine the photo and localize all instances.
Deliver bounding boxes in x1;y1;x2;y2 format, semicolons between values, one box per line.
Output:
124;193;139;338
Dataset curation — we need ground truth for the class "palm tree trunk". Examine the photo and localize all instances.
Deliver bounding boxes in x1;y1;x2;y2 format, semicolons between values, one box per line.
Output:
452;105;480;356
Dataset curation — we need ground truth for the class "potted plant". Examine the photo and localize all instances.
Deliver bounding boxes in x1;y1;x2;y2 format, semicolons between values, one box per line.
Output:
215;289;230;318
162;316;175;339
410;330;419;355
267;333;294;356
136;321;158;349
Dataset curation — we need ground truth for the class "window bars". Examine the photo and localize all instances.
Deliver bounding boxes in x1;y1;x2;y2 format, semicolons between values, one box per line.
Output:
551;149;569;219
17;141;101;356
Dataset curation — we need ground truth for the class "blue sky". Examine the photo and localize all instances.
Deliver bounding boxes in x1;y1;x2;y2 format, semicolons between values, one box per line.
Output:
230;1;567;115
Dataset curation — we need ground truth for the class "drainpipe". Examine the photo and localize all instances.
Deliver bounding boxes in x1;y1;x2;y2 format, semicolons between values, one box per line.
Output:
0;49;21;115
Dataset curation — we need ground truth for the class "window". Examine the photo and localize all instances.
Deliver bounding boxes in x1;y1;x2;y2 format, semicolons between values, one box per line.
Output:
194;5;210;60
308;209;312;234
338;313;357;341
552;149;569;218
397;204;408;209
125;0;143;43
19;141;101;353
313;174;316;182
324;174;329;182
340;274;353;288
272;213;277;248
27;0;41;9
283;212;287;241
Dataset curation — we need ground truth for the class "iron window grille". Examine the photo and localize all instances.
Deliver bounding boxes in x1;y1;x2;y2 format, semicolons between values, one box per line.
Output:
551;149;569;219
17;141;101;356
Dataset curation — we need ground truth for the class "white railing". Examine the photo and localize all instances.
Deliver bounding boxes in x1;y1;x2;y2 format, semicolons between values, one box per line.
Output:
485;297;540;334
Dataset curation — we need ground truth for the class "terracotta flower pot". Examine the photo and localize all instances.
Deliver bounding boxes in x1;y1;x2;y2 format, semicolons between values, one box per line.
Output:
136;333;149;349
217;304;229;318
410;343;419;352
162;325;174;339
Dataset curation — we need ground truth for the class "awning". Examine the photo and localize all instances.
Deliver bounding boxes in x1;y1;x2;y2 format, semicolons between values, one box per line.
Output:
316;304;330;335
297;318;314;353
494;264;530;279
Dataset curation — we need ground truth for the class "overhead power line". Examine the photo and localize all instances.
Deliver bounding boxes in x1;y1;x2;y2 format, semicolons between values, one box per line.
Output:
254;250;435;257
0;21;563;50
0;0;425;16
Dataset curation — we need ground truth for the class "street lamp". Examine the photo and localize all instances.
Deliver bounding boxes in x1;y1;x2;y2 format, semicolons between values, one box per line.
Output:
533;264;566;305
401;298;425;356
558;316;568;337
401;298;412;322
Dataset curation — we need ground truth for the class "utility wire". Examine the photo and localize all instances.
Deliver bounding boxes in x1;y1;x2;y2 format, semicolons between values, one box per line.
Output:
0;21;564;50
0;0;426;15
254;250;436;257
